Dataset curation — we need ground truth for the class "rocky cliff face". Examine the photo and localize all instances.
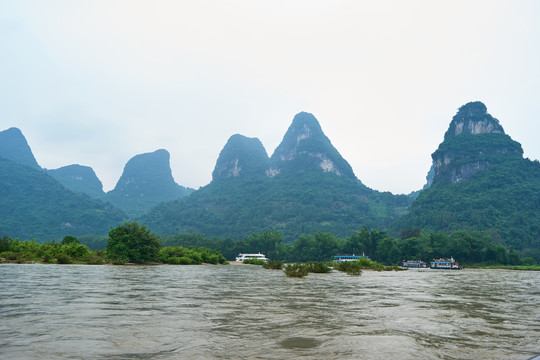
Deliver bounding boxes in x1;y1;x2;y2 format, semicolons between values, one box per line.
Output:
106;149;193;217
211;112;358;183
48;164;105;198
431;102;523;185
212;134;269;181
268;112;356;180
443;101;504;140
0;127;41;169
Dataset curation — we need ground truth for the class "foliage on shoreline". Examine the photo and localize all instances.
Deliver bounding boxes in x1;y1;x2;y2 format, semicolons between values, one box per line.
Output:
0;224;227;266
0;235;101;265
2;222;537;268
159;246;227;265
333;258;404;272
160;227;535;266
106;222;161;264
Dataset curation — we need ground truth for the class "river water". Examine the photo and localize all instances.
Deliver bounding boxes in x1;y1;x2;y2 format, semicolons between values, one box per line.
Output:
0;264;538;359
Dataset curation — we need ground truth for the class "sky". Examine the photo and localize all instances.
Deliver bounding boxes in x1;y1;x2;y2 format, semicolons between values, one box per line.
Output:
1;1;539;194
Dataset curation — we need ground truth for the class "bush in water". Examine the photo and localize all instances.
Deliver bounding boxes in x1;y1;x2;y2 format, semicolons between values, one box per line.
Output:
263;260;284;269
334;261;362;275
243;258;266;265
284;263;309;277
306;262;332;273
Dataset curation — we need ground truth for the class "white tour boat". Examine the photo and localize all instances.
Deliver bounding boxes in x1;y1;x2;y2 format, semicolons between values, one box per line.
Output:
235;253;269;262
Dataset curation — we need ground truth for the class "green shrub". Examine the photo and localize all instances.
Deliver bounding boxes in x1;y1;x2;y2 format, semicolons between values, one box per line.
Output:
522;257;537;266
1;251;19;261
61;243;90;258
284;263;309;277
42;251;56;263
306;262;332;273
106;222;161;264
334;261;362;275
166;256;182;264
243;258;266;265
56;253;73;264
81;253;105;265
179;256;194;265
263;260;284;269
207;254;220;265
370;262;385;271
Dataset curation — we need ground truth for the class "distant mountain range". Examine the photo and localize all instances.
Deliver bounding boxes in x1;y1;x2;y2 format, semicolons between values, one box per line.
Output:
1;103;539;259
45;150;194;218
0;127;194;240
142;112;411;240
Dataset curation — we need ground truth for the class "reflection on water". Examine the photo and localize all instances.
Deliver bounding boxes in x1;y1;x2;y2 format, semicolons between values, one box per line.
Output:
0;264;538;359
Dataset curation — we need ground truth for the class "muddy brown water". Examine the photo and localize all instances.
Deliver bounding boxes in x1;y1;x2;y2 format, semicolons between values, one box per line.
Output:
0;264;538;359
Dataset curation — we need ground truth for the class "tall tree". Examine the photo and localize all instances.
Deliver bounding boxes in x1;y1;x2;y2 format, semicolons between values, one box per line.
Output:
106;222;161;264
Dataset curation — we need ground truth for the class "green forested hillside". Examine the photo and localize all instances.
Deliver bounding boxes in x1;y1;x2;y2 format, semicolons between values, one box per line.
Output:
393;158;540;254
142;170;411;242
392;103;540;257
48;164;106;198
0;157;126;241
105;149;194;217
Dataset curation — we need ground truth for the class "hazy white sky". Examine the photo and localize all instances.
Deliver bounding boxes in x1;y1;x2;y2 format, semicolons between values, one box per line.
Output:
1;0;539;194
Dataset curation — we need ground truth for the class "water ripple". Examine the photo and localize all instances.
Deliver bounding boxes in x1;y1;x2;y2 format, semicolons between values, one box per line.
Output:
0;264;539;359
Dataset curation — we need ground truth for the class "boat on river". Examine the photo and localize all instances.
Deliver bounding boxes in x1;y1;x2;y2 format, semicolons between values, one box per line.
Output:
235;253;268;262
430;257;461;269
402;260;427;268
333;253;370;262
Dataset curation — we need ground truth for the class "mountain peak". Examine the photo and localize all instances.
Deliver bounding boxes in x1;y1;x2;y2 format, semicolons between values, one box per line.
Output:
0;127;41;169
290;111;324;133
112;149;174;193
212;134;269;181
47;164;105;198
269;112;356;179
444;101;504;140
432;102;522;185
274;112;325;159
106;149;193;217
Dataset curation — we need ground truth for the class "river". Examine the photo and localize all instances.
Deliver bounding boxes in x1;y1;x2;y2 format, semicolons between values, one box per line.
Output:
0;264;538;359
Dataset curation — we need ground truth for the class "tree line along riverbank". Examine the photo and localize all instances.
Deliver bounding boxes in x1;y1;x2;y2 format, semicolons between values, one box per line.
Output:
1;222;539;268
